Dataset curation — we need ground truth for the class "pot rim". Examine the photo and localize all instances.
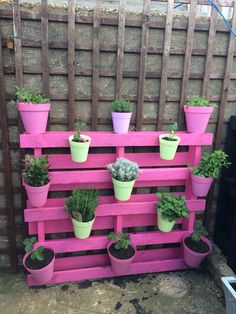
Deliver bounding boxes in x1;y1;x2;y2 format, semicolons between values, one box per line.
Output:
107;241;136;263
23;247;55;272
183;234;212;256
183;105;214;113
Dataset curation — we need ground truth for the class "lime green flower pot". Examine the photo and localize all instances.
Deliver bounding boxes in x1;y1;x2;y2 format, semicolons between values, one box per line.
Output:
112;178;135;201
157;211;176;232
71;217;95;239
68;134;91;163
159;134;180;160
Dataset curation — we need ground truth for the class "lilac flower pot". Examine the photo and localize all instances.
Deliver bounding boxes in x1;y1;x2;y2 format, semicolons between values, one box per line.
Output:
111;112;132;134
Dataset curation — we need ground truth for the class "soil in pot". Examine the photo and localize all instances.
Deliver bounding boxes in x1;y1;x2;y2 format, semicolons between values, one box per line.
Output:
109;244;135;260
25;248;54;270
72;138;89;143
161;137;178;142
184;237;210;254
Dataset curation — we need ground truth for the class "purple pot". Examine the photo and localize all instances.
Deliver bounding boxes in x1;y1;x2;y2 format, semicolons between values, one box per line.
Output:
184;105;213;133
191;173;213;197
111;112;132;134
24;181;50;208
183;234;212;268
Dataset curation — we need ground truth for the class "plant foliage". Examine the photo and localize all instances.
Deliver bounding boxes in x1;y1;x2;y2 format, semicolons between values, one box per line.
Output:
191;150;230;179
107;232;130;250
166;122;178;139
157;193;189;222
13;86;49;104
23;155;50;187
73;121;87;141
65;189;99;222
191;223;208;242
186;96;212;107
111;99;132;113
23;237;45;261
107;158;140;182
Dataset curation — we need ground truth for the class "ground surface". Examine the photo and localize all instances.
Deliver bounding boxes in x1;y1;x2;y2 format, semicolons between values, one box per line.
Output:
0;269;225;314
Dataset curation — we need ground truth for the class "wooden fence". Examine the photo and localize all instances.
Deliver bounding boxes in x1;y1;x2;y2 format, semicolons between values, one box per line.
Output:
0;0;236;272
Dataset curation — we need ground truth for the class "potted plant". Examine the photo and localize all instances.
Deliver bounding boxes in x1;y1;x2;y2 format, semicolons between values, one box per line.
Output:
159;122;180;160
68;122;91;163
157;193;189;232
191;150;230;197
23;237;55;284
184;96;214;133
23;155;50;208
107;158;140;201
111;99;132;134
222;277;236;314
107;232;136;274
183;224;212;268
13;86;51;134
65;189;99;239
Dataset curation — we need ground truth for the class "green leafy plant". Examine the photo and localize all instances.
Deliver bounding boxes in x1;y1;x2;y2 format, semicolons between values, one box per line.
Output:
191;150;231;179
111;99;132;113
12;86;49;104
23;237;45;261
191;223;208;242
65;189;99;222
72;121;88;142
23;155;50;187
165;122;178;141
107;158;140;182
157;193;189;222
186;96;212;107
107;232;130;250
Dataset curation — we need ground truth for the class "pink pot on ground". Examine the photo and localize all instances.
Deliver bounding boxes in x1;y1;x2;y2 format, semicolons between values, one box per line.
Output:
191;173;213;197
183;234;212;268
18;102;51;134
184;105;213;133
24;181;50;208
107;242;136;275
111;112;132;134
23;249;55;284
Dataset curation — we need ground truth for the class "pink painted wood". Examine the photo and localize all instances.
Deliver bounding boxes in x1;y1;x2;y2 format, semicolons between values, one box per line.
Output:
19;131;213;286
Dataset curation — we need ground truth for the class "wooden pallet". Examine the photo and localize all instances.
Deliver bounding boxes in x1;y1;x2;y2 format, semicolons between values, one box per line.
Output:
20;131;213;286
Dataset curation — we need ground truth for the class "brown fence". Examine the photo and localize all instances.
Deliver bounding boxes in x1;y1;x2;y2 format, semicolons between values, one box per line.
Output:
0;0;236;272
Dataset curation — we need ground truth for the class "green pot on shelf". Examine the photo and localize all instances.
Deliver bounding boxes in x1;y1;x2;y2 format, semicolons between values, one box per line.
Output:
157;211;176;232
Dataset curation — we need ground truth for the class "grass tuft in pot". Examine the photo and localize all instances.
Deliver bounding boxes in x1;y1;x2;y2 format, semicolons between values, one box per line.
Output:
23;155;50;207
156;193;189;232
65;189;99;239
111;99;133;134
190;150;230;197
107;232;136;274
159;122;180;160
107;158;140;201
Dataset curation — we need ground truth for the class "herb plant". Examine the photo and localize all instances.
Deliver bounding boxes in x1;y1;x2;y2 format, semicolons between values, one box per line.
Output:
111;99;132;113
72;121;88;142
65;189;99;222
186;96;212;107
191;150;230;179
23;237;45;261
157;193;189;222
23;155;50;187
107;232;130;250
13;86;49;104
165;122;178;141
191;224;208;242
107;158;140;182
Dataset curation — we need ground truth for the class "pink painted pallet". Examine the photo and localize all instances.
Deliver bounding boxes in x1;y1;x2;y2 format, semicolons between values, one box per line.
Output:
20;131;213;286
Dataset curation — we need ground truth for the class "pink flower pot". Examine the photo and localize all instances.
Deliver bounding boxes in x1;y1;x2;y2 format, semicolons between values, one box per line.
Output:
24;181;50;208
23;249;55;284
111;112;132;134
183;234;212;268
191;173;213;197
18;102;51;134
184;105;213;133
107;241;136;275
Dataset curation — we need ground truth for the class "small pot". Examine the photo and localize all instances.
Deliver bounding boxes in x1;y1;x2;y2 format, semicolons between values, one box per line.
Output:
221;277;236;314
24;181;50;208
111;112;132;134
184;105;213;133
71;217;95;239
191;173;213;197
23;248;55;284
159;134;181;160
68;134;91;163
18;102;51;134
183;234;212;268
107;241;136;275
157;211;176;232
112;177;135;201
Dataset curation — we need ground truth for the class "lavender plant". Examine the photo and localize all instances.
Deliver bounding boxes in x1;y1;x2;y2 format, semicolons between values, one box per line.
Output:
107;158;140;182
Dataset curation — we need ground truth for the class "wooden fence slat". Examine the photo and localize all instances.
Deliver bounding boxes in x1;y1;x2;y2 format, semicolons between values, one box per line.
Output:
67;0;76;130
0;38;18;272
136;0;150;131
92;0;101;131
115;0;126;99
41;0;49;99
178;0;197;129
158;0;174;130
